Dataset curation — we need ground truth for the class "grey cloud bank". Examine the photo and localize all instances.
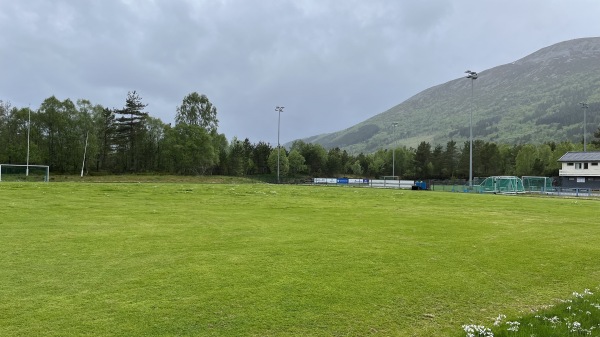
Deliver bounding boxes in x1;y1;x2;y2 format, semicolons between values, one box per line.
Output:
1;0;598;146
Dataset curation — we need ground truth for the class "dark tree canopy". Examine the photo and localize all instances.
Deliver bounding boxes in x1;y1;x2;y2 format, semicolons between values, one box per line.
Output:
1;93;596;181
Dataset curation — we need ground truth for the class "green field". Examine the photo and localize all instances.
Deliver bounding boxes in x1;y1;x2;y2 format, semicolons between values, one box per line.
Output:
1;182;599;336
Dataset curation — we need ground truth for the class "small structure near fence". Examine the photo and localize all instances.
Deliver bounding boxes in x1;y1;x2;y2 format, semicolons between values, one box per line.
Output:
557;151;600;189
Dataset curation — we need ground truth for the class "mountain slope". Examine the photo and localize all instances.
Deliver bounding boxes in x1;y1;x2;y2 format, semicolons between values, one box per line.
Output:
303;37;600;153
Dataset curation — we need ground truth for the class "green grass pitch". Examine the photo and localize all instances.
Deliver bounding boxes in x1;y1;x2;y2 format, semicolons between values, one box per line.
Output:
1;182;599;336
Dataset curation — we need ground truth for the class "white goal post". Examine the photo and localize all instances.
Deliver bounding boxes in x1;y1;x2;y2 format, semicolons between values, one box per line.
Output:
0;164;50;182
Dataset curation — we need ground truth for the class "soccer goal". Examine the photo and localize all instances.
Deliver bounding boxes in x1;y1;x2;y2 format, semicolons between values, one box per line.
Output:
381;175;399;188
478;176;525;194
0;164;50;182
522;176;553;193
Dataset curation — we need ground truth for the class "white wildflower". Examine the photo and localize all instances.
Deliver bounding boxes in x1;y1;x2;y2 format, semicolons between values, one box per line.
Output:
493;314;506;326
544;316;560;324
506;321;520;332
567;321;582;332
462;324;494;337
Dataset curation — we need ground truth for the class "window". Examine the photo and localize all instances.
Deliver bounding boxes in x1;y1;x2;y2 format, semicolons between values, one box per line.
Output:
567;162;574;166
575;163;583;169
592;163;599;166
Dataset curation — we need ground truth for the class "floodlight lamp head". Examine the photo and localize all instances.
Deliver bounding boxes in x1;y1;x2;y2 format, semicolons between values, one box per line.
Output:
466;71;478;79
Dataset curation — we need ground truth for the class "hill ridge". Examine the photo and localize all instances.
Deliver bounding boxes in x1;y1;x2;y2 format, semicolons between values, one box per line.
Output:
301;37;600;154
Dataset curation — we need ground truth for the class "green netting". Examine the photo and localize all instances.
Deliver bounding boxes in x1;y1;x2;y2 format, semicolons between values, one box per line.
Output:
478;176;525;194
522;176;553;192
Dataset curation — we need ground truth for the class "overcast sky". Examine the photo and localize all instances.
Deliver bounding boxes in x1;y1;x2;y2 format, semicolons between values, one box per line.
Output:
1;0;598;145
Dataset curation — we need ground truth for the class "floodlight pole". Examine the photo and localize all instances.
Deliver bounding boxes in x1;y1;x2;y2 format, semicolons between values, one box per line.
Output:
275;106;284;184
26;105;31;177
465;70;478;188
392;122;398;177
580;102;588;152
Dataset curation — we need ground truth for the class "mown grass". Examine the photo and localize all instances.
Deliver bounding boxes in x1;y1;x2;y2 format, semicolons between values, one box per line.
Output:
0;182;599;336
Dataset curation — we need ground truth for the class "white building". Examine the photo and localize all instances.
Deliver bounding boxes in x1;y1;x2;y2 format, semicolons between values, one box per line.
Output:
558;151;600;189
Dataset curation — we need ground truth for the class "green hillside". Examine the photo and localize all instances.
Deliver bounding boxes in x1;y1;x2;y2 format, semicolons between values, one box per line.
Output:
304;37;600;153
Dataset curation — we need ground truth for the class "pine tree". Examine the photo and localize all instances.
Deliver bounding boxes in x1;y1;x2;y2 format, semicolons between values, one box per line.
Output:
113;91;148;172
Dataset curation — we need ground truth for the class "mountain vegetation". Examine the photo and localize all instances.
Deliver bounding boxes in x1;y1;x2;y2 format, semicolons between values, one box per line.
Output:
304;37;600;154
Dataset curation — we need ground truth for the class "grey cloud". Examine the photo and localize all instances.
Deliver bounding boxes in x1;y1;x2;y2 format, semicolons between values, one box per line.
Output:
1;0;599;145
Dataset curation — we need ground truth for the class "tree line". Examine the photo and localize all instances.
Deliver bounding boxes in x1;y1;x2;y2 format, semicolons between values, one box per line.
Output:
1;92;599;181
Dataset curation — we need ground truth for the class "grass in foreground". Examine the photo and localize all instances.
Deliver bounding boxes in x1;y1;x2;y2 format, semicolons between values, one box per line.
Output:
1;182;600;336
463;287;600;336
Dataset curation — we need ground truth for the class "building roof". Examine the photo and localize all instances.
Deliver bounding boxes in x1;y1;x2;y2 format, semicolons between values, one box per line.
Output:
558;151;600;162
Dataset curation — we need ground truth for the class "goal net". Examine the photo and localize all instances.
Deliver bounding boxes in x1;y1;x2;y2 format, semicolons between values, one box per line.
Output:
522;176;553;193
0;164;50;182
478;176;525;194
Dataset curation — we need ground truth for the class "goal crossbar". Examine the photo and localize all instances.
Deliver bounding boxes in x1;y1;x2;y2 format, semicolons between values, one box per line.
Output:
0;164;50;182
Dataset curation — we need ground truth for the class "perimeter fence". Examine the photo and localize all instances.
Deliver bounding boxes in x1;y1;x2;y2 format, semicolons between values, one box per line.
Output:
429;179;600;197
